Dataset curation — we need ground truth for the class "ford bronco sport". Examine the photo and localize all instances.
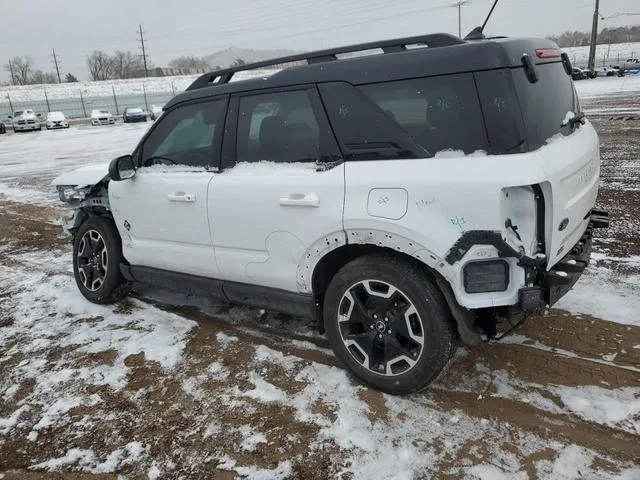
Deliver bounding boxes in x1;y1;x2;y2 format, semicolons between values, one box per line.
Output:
53;32;609;394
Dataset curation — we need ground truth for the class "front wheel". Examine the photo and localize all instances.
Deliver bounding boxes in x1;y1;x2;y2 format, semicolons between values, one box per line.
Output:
73;216;128;304
323;254;456;395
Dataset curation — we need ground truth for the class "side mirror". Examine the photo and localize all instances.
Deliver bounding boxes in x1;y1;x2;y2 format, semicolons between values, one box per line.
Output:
109;154;136;181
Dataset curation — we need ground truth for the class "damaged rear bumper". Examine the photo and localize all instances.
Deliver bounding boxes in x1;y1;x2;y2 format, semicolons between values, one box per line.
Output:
518;209;610;310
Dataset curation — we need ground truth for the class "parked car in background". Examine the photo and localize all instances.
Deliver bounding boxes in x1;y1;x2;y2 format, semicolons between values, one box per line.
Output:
123;107;147;123
149;105;163;121
90;109;115;126
0;120;6;134
621;58;639;72
12;110;42;132
46;111;70;130
576;66;596;79
571;67;587;80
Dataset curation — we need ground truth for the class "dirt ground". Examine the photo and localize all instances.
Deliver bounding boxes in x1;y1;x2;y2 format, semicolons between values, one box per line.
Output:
0;95;639;479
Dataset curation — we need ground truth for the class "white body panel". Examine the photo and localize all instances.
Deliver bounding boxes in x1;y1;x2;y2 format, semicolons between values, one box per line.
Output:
341;122;600;309
109;169;218;278
208;162;345;292
52;163;109;187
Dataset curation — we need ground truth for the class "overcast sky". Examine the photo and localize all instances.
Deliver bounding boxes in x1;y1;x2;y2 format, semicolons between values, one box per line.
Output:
1;0;638;81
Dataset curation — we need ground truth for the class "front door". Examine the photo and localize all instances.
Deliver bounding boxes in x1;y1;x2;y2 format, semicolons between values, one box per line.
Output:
110;98;227;278
209;87;345;292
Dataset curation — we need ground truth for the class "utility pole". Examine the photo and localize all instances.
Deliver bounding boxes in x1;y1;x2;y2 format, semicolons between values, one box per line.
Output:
8;58;16;85
451;1;470;38
51;49;62;83
137;24;149;77
587;0;600;72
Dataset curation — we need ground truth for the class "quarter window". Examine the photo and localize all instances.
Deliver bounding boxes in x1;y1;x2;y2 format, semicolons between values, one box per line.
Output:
141;99;226;168
357;74;489;156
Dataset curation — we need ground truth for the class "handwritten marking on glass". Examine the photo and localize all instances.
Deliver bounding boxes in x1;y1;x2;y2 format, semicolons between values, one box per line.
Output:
450;216;467;234
416;197;436;212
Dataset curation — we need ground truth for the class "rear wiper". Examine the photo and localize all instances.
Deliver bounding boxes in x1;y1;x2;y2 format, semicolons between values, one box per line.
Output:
563;112;586;128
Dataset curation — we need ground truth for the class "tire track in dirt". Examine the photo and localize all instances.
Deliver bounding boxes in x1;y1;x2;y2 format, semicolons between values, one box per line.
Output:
146;302;640;463
516;310;640;368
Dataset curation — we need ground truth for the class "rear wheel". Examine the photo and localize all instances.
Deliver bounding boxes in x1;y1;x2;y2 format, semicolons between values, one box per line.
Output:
323;254;456;395
73;216;128;304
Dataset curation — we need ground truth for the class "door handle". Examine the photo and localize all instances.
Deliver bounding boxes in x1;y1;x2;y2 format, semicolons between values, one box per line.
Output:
167;192;196;203
278;193;320;207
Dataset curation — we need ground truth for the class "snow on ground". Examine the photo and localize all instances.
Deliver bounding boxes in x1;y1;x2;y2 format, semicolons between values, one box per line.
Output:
0;123;150;204
556;256;640;327
575;74;640;99
562;42;640;68
0;69;281;103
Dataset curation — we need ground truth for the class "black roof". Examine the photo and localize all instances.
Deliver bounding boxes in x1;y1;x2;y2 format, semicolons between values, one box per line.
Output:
165;33;560;109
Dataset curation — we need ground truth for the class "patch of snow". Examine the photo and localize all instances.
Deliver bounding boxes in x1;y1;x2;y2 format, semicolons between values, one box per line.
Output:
222;160;319;176
216;331;239;346
554;386;640;431
0;405;29;434
236;425;268;452
207;361;230;380
556;263;640;326
562;110;576;126
549;445;594;479
204;421;221;438
31;448;96;470
238;372;288;403
466;464;528;480
233;461;293;480
148;464;162;480
434;149;487;158
33;395;100;431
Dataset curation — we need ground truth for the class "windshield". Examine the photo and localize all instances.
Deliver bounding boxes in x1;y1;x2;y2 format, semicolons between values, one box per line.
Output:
13;111;23;116
128;108;144;114
48;112;65;120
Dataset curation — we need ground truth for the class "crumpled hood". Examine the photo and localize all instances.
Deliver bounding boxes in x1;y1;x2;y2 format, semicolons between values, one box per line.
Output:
51;163;110;187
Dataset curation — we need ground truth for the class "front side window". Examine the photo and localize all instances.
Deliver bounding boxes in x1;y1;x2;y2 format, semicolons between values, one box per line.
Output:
141;99;226;168
236;90;325;164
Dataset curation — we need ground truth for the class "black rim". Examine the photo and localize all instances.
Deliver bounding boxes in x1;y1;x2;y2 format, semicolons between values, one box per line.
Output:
337;280;424;376
77;229;108;292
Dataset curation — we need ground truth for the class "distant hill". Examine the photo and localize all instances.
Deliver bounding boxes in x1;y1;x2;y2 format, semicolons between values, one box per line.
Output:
548;25;640;48
204;47;297;69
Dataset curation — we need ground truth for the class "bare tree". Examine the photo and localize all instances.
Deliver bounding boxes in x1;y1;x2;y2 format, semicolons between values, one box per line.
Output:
3;56;34;85
65;73;79;83
168;55;210;70
29;70;58;85
87;50;115;81
112;50;143;79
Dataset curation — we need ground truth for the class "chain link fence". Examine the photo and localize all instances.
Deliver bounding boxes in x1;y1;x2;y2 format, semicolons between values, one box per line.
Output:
1;85;179;121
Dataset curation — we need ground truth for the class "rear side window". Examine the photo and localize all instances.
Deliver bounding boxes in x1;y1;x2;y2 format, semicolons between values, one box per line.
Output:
318;83;425;161
358;74;489;156
511;62;578;150
236;89;338;164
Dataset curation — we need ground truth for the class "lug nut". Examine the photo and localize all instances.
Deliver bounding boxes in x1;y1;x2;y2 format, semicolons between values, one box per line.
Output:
373;314;378;319
378;334;383;339
387;330;392;334
370;325;374;330
384;317;389;322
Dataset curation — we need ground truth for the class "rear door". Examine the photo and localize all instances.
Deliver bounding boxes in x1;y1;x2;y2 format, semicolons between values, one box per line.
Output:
110;98;227;278
208;86;345;292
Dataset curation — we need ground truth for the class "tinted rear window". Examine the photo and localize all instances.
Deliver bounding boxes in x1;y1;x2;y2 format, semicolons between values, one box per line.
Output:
511;62;579;150
358;74;489;155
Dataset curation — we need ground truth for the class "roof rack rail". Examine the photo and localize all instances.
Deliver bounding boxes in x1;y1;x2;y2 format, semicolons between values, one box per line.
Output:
186;33;464;91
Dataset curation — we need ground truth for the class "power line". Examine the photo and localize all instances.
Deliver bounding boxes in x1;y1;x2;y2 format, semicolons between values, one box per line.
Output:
137;24;150;77
51;49;62;83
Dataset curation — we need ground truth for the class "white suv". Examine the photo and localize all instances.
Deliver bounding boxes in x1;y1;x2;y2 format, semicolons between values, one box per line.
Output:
53;33;608;394
12;109;42;132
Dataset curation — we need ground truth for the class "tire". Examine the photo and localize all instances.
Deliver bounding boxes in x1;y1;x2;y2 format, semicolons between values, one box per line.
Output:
73;216;128;304
323;254;456;395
